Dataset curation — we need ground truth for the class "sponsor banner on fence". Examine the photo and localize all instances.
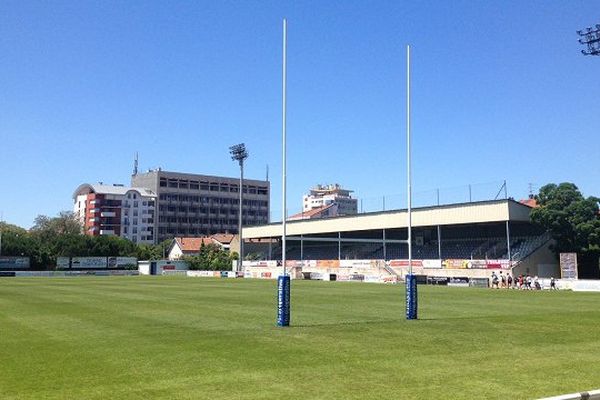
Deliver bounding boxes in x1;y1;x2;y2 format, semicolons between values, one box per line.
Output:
187;270;219;277
339;259;379;269
485;260;510;269
56;257;70;269
310;272;324;280
108;257;137;269
0;257;30;269
316;260;340;269
285;260;305;268
559;253;578;279
427;276;449;285
422;260;442;269
442;259;466;269
389;260;423;268
71;257;108;269
464;260;487;269
12;270;138;277
244;260;278;268
448;277;470;287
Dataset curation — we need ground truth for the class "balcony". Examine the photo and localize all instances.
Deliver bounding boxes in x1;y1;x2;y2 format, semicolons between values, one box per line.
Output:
99;230;115;235
100;211;116;217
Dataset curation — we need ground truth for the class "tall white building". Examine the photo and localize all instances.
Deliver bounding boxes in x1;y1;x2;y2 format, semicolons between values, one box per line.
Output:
73;183;157;244
302;184;357;216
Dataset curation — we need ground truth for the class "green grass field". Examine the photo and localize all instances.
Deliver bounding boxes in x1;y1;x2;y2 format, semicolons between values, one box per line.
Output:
1;277;599;399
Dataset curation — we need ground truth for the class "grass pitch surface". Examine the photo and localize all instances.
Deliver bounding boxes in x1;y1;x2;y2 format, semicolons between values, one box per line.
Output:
1;277;599;399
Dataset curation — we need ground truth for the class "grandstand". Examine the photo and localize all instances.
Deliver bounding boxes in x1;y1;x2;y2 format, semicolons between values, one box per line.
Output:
240;199;558;279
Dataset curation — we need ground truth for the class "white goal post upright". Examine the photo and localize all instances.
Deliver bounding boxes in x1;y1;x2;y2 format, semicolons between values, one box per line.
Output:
277;18;291;327
405;44;418;320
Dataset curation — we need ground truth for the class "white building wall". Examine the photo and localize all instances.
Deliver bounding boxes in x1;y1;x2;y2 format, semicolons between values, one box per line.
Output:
121;190;155;244
302;193;357;215
168;244;184;260
74;194;88;226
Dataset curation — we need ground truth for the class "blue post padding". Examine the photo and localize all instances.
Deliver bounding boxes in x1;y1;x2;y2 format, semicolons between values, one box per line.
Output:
277;275;291;327
405;274;418;320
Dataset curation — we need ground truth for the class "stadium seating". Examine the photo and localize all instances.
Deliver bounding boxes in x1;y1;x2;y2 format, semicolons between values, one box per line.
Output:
244;227;551;262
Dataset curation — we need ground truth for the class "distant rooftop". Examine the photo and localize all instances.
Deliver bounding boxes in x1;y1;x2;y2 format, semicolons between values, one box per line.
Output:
73;183;156;199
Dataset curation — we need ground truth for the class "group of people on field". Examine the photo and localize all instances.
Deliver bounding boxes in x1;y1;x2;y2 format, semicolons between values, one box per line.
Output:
490;271;557;290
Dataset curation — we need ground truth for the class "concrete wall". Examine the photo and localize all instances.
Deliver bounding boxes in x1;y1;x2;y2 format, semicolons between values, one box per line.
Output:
512;240;559;278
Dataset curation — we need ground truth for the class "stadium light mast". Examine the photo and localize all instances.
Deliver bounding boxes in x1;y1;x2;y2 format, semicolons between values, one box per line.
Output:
230;143;248;272
277;18;291;327
405;45;418;320
577;24;600;56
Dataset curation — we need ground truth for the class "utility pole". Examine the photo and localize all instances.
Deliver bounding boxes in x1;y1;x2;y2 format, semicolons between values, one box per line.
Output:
230;143;249;272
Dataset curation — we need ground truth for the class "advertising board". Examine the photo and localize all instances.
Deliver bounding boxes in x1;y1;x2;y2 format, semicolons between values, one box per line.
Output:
422;260;442;269
108;257;137;269
390;260;423;268
56;257;70;269
71;257;108;269
442;259;466;269
559;253;578;279
316;260;340;268
0;257;30;269
448;277;470;287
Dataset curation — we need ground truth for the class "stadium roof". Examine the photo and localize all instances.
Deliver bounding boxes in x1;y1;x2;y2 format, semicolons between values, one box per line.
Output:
244;199;532;239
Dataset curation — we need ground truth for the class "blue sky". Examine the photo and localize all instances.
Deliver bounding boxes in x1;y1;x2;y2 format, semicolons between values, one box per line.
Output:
1;1;598;228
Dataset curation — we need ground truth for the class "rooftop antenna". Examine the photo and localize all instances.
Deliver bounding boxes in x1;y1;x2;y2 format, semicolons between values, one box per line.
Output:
266;164;269;182
133;152;139;176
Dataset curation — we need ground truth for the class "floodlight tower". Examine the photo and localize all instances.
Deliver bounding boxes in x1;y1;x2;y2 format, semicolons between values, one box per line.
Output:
230;143;249;271
577;24;600;56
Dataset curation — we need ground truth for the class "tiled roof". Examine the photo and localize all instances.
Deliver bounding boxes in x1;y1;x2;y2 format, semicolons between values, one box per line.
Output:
174;234;234;252
175;237;215;252
519;198;539;208
211;233;235;244
288;204;335;220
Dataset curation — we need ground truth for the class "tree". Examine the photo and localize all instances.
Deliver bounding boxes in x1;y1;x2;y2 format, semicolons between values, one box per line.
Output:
531;183;600;278
183;244;236;271
31;211;82;239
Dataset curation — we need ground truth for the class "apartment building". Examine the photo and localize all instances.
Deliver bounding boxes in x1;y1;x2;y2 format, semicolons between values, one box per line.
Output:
73;183;157;244
131;169;270;243
302;184;357;216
